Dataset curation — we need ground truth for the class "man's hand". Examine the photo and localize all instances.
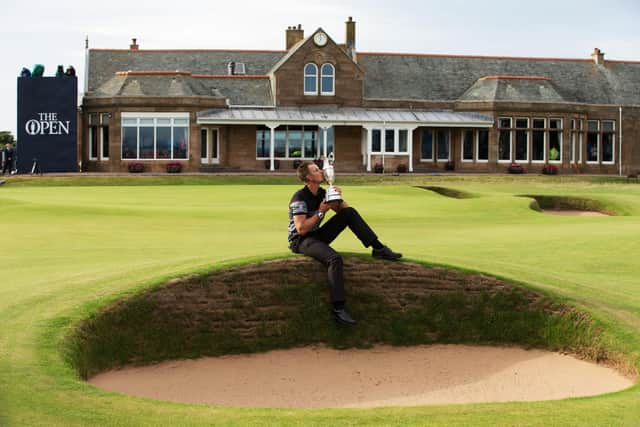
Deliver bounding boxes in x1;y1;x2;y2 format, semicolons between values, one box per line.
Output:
319;200;337;213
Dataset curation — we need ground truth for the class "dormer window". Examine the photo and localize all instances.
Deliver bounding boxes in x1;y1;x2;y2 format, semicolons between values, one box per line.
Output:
227;61;246;75
234;62;246;75
304;63;318;95
320;63;335;95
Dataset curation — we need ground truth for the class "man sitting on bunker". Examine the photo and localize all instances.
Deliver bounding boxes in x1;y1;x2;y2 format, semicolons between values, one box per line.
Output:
288;161;402;325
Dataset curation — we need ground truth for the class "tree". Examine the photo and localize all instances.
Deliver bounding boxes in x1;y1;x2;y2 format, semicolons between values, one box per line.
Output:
0;131;16;146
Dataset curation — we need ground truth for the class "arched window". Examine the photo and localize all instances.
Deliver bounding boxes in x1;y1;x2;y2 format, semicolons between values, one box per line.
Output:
320;63;335;96
304;63;318;95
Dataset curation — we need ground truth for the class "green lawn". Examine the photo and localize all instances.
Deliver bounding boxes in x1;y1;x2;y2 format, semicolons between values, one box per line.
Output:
1;176;639;426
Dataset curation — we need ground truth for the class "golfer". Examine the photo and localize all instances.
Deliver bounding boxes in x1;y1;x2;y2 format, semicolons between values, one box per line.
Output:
287;161;402;325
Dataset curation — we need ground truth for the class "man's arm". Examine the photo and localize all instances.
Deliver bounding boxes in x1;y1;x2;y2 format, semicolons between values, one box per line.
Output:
293;200;336;236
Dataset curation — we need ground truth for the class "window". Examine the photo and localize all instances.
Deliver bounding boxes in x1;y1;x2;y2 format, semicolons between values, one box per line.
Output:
370;128;410;154
532;118;545;162
461;130;474;161
256;125;320;159
234;63;246;75
421;128;449;161
121;113;189;160
602;121;615;163
548;119;562;162
477;130;489;161
570;119;582;164
320;63;335;95
88;113;98;160
100;113;110;159
385;129;395;152
88;112;110;160
303;128;318;158
398;130;408;152
587;120;599;163
437;130;450;161
256;126;271;158
304;63;318;95
372;129;382;152
420;129;433;160
514;118;528;162
201;128;219;164
498;117;511;162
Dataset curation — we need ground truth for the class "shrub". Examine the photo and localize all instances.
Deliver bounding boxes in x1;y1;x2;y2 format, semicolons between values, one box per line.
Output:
396;163;408;173
127;162;144;173
542;164;559;175
373;163;384;173
508;163;524;174
166;162;182;173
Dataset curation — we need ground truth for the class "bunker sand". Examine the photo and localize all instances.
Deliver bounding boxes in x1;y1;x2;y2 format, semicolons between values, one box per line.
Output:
89;344;634;408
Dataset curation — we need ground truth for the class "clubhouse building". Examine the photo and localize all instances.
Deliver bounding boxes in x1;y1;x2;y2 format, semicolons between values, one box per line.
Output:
81;18;640;174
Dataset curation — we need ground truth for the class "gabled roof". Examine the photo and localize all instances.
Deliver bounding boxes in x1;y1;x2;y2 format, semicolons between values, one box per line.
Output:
268;28;363;75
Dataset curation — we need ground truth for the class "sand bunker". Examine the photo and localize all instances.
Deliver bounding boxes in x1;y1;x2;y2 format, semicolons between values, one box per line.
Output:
543;209;608;216
89;345;633;408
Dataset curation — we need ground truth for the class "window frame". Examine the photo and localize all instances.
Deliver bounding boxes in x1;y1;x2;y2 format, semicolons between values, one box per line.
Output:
548;118;563;164
303;63;318;95
497;117;512;163
320;63;335;96
570;119;583;164
601;120;615;164
255;125;321;160
531;117;546;163
88;112;110;161
420;128;434;162
120;112;190;161
461;129;475;162
476;129;489;162
514;117;529;162
586;120;600;164
200;127;219;164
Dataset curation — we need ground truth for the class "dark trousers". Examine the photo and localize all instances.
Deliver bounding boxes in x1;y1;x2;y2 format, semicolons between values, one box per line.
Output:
292;207;377;303
2;159;12;174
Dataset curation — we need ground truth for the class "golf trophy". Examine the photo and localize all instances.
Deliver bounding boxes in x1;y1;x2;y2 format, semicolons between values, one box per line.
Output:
323;152;342;203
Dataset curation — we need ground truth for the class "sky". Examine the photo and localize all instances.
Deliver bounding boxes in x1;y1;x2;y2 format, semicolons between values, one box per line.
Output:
2;0;639;137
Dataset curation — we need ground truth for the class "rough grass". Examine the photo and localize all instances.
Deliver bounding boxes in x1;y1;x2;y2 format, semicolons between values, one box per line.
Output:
67;257;623;380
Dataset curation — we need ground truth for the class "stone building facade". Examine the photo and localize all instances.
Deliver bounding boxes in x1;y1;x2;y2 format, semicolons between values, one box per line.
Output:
81;18;640;175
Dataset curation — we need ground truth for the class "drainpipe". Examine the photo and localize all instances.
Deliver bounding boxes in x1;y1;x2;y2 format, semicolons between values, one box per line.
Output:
619;106;623;176
382;120;386;174
84;36;89;96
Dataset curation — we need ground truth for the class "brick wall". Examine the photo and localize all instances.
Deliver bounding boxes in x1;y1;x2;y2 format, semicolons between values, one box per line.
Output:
274;37;363;107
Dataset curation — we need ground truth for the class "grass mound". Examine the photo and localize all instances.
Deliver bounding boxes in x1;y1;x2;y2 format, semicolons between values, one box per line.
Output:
416;186;475;199
67;257;614;380
523;195;613;215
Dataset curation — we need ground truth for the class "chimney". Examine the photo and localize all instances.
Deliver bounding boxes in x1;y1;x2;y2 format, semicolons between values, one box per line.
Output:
345;17;356;60
286;24;304;50
130;38;139;51
591;47;605;65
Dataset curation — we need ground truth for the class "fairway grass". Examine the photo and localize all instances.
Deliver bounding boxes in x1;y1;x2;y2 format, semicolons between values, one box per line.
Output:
0;175;639;426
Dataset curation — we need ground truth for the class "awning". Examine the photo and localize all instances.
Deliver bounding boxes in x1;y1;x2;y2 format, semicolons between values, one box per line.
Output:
197;106;494;127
